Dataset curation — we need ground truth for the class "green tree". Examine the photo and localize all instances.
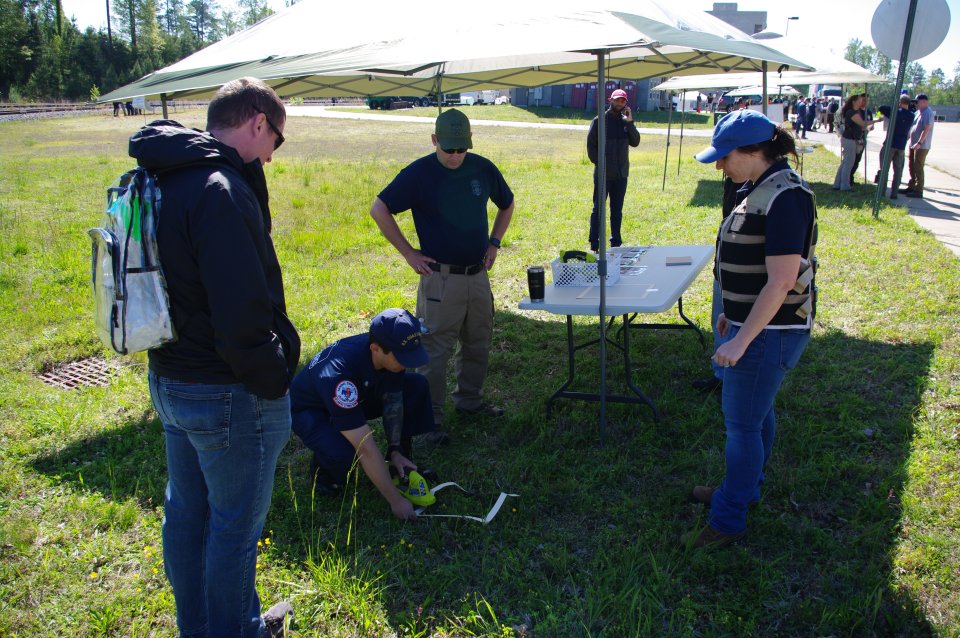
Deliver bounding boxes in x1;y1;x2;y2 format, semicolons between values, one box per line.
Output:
0;0;32;98
184;0;218;45
158;0;183;34
237;0;271;26
137;0;164;71
112;0;138;49
904;61;926;88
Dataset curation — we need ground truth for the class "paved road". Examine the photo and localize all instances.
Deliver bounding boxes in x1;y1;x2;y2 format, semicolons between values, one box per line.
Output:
288;105;960;257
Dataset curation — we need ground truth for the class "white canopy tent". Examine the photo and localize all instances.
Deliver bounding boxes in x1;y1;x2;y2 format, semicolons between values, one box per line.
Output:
656;34;886;92
100;0;812;438
725;84;800;97
100;1;811;104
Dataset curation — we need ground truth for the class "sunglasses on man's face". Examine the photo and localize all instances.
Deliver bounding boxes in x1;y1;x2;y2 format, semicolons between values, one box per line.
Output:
255;109;285;150
441;147;468;155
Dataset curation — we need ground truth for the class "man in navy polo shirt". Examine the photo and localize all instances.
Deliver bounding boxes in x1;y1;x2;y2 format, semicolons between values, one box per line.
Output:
290;308;436;520
369;110;515;441
883;94;916;200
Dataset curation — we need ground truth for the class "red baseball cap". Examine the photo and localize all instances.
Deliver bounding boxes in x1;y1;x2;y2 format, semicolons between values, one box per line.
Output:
610;89;628;101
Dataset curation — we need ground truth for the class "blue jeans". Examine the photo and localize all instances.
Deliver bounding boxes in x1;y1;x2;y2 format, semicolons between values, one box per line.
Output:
149;373;291;638
708;327;811;534
589;175;629;248
293;373;435;482
710;278;732;381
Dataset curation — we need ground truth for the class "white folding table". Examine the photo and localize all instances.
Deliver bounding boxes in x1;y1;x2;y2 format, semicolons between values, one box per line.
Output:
518;245;713;423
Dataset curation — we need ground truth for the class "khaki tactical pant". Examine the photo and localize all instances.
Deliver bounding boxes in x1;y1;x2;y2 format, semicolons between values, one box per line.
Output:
416;266;494;423
907;147;930;195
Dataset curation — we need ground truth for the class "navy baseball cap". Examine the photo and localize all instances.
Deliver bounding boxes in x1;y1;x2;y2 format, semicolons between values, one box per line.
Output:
370;308;429;368
695;109;776;163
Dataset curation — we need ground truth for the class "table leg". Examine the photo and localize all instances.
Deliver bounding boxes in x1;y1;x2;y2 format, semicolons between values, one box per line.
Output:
620;313;659;421
622;296;706;350
545;314;658;422
546;315;577;418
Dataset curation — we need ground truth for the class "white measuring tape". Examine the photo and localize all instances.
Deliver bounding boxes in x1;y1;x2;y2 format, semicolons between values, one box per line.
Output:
415;481;519;524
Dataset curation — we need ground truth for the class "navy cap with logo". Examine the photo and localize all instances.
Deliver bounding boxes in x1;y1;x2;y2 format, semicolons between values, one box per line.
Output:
369;308;429;368
694;109;776;163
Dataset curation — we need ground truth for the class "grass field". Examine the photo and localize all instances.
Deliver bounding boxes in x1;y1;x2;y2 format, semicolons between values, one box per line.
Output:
0;108;958;637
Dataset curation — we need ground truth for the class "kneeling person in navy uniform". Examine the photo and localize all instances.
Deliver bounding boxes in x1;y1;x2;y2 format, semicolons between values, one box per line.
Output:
290;309;435;520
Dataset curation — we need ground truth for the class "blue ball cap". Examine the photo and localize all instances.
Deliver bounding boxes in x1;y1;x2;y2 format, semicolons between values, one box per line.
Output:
369;308;429;368
695;110;776;163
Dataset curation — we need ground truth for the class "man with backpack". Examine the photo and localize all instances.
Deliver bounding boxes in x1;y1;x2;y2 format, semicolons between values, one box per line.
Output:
129;77;299;638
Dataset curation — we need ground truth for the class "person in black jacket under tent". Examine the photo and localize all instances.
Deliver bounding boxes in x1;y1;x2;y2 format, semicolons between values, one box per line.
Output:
586;87;641;252
130;77;299;638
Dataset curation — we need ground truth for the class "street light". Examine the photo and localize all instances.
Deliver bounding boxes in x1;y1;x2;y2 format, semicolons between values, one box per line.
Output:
785;16;799;36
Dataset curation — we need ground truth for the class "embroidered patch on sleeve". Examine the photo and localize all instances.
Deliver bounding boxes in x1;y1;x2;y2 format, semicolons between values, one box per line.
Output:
333;380;359;409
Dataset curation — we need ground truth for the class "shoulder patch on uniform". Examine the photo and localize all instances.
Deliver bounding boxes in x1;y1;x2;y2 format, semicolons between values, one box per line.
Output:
333;380;359;409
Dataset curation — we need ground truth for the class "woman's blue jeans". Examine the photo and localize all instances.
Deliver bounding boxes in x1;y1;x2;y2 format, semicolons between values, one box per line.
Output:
149;373;291;638
710;278;731;381
708;326;811;535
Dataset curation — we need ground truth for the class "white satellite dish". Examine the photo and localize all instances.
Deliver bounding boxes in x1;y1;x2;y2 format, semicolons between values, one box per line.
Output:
871;0;951;61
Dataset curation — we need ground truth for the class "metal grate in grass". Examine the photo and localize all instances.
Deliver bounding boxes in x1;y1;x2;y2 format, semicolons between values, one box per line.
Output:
37;357;122;389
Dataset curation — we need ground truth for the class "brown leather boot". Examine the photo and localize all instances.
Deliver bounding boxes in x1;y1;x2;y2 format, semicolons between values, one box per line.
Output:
681;524;746;549
689;485;715;506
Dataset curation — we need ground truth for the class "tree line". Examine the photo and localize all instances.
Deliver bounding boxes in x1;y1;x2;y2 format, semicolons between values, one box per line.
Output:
1;2;958;105
0;0;285;102
844;38;960;106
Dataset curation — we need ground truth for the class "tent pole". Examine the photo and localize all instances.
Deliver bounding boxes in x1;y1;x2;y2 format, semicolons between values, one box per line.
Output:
596;52;608;443
761;61;768;116
677;92;686;175
662;90;673;191
873;0;918;219
161;93;168;120
433;74;443;115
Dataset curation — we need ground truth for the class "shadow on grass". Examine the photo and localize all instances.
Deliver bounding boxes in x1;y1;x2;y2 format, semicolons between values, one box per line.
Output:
690;177;727;209
26;310;936;636
30;410;167;508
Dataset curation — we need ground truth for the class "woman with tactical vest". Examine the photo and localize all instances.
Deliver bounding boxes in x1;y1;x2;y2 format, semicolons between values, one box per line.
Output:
833;93;872;191
685;109;818;549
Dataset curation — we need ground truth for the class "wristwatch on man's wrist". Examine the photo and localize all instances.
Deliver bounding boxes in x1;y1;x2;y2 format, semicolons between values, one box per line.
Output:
489;237;501;248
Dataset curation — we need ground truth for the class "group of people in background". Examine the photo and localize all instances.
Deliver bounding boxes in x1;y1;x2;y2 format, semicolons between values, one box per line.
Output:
789;96;838;139
111;100;139;116
833;90;935;198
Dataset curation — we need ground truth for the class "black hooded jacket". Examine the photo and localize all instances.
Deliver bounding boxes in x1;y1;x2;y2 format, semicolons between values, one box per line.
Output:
129;120;300;399
586;108;641;180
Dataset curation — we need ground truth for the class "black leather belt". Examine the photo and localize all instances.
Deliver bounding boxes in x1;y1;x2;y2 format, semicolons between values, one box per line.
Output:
429;261;484;275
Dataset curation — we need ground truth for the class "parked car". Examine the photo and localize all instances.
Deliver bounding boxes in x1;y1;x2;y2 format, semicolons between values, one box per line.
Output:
716;92;763;112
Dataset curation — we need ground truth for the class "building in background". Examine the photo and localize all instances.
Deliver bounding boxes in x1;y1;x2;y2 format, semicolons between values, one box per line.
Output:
707;2;767;36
